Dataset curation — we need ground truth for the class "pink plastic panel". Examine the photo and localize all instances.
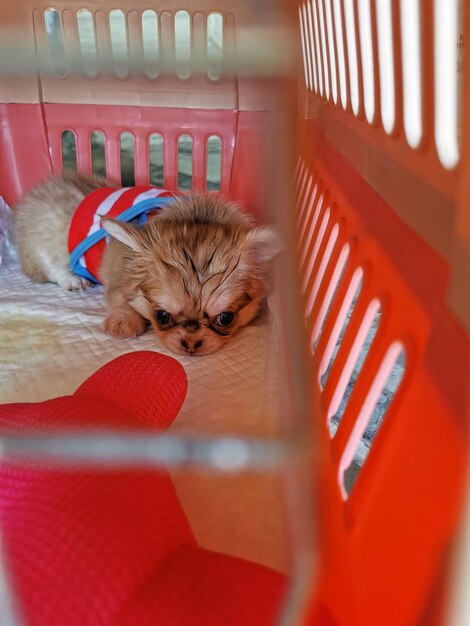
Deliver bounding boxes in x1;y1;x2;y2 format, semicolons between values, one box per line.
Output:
0;2;284;113
29;7;239;110
0;104;53;204
0;103;271;222
43;104;237;191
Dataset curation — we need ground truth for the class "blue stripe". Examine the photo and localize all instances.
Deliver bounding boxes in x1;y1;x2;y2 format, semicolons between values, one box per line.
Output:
70;195;175;284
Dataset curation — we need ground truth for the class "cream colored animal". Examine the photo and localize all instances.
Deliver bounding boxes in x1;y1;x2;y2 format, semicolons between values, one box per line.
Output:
15;174;280;356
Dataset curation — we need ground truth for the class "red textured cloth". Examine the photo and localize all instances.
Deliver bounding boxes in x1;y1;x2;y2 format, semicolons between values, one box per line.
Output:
0;351;188;435
0;351;287;625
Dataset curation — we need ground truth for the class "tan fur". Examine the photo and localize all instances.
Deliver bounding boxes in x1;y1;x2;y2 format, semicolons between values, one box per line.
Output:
14;172;107;290
15;176;280;356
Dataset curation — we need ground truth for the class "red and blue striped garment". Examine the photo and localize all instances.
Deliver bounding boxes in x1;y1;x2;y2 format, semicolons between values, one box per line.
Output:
68;186;175;284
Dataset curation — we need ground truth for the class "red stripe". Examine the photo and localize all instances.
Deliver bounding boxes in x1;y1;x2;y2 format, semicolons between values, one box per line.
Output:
68;188;118;255
104;187;150;220
87;188;148;280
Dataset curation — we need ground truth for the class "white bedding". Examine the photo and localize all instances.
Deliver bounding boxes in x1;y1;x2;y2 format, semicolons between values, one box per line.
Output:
0;250;280;432
0;246;288;573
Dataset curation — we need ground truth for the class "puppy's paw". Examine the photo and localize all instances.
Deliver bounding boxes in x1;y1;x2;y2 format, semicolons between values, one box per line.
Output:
56;272;93;291
66;276;93;291
105;309;147;339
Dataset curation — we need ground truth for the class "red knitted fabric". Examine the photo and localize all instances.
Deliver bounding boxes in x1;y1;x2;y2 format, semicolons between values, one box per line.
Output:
0;351;287;625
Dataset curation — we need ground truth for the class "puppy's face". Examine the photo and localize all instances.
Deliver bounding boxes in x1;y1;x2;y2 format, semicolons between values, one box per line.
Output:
103;211;280;356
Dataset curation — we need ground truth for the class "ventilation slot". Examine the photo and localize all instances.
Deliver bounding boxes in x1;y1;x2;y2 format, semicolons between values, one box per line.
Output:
434;0;460;168
318;0;330;99
61;130;77;171
299;190;323;258
333;0;348;108
120;132;135;186
44;8;67;76
175;10;191;79
109;9;129;78
206;135;222;191
311;242;350;350
149;133;164;187
358;0;375;123
298;181;317;241
400;0;422;147
296;163;310;201
301;4;313;92
344;0;359;114
77;9;98;77
207;13;223;80
307;1;319;93
299;6;310;89
339;343;406;498
320;267;363;385
377;0;395;134
327;298;381;437
305;223;339;316
312;1;324;96
299;191;323;267
178;134;193;190
325;0;338;103
91;131;106;178
302;204;330;293
142;10;159;78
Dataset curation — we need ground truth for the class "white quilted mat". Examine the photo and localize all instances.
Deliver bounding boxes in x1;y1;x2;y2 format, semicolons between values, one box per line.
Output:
0;247;287;573
0;249;280;430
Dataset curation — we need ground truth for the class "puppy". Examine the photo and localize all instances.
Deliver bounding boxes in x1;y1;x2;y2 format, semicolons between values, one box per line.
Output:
14;172;105;291
15;174;280;356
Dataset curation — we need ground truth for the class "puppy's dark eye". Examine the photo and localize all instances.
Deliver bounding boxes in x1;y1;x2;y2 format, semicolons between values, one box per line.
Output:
155;310;171;325
216;311;234;326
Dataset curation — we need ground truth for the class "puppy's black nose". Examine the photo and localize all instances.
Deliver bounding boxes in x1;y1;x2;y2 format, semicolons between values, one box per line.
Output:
181;338;203;353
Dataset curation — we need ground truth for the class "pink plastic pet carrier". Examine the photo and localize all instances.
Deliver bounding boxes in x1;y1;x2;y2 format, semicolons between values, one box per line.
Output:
0;1;469;626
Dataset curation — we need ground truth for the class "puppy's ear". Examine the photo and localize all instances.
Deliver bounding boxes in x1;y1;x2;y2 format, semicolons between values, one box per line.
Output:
129;293;152;321
101;218;145;253
245;226;283;265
